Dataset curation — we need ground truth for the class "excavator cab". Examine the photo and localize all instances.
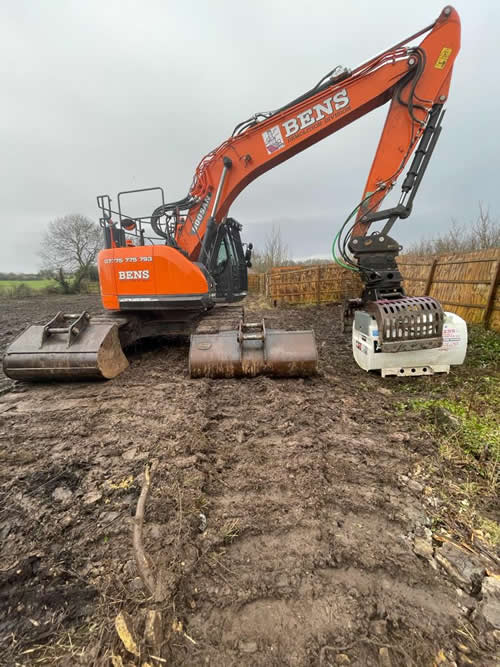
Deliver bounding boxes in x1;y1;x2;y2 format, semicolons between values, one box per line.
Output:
210;219;249;302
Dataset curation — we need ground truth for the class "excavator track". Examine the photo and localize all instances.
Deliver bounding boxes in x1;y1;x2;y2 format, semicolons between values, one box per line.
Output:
193;304;245;335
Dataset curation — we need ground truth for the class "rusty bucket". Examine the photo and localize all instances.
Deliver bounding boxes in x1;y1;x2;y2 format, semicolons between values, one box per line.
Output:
3;312;129;381
189;320;318;378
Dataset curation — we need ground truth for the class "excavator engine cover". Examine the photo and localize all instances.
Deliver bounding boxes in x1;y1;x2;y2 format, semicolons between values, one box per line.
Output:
3;312;129;381
189;320;318;378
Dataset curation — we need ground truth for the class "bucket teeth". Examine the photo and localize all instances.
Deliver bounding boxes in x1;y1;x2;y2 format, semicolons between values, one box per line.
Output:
3;312;129;381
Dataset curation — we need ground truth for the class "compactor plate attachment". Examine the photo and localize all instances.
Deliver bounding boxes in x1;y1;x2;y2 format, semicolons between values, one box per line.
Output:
3;312;129;381
189;319;318;378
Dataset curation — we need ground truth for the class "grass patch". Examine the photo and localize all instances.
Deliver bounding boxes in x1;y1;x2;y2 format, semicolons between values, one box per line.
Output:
398;325;499;463
222;519;240;544
408;397;499;463
0;279;55;290
479;517;500;545
396;324;500;547
0;279;99;298
465;325;500;369
0;280;60;299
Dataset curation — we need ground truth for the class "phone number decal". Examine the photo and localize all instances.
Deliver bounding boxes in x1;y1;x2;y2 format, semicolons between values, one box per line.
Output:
104;256;153;264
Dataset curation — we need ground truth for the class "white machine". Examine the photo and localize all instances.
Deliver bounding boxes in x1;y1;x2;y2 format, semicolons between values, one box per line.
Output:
353;308;467;377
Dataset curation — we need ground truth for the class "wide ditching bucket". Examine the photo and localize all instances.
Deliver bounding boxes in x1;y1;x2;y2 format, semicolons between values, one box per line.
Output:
3;312;129;381
189;319;318;378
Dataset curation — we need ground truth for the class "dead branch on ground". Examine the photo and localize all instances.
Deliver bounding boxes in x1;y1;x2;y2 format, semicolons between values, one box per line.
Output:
133;460;163;600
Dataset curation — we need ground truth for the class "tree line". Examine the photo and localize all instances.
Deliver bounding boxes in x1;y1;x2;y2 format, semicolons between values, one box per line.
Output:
405;203;500;255
0;272;44;281
252;203;500;272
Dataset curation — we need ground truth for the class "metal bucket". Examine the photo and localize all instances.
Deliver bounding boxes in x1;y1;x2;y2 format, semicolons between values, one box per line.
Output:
189;320;318;378
3;313;129;381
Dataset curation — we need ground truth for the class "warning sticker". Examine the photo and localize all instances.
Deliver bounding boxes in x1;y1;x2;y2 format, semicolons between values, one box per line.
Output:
443;326;460;348
435;47;452;69
262;126;285;154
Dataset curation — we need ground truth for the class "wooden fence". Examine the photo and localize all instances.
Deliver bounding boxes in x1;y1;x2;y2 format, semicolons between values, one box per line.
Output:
398;248;500;330
248;247;500;331
249;265;362;305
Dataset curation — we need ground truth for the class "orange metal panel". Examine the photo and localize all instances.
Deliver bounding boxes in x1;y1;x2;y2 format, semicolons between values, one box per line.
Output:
98;246;209;311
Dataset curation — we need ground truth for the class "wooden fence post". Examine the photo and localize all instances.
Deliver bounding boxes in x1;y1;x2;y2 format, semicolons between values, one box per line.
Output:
316;266;321;305
483;259;500;329
424;259;437;296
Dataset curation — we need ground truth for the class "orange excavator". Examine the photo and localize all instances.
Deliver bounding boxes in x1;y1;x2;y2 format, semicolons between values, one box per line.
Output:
4;6;467;381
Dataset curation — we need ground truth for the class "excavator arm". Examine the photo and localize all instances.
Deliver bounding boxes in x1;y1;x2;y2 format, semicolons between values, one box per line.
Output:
154;5;460;273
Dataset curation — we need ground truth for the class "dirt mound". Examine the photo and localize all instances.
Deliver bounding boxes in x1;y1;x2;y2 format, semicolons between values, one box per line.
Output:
0;295;498;665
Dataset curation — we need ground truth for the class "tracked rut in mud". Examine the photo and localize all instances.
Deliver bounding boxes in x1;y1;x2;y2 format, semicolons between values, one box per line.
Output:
0;295;497;665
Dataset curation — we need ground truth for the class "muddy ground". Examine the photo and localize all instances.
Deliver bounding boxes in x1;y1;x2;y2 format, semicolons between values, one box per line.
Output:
0;295;498;666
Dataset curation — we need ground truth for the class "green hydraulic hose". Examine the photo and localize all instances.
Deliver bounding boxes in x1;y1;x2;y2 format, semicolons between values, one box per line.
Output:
332;207;360;272
332;228;358;271
332;190;382;272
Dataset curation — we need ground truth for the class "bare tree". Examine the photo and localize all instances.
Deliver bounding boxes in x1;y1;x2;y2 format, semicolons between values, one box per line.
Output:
39;214;102;291
252;225;289;272
473;203;500;249
406;203;500;255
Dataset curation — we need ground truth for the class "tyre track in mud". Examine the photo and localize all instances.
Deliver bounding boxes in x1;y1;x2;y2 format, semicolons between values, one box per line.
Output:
0;296;494;665
176;336;466;666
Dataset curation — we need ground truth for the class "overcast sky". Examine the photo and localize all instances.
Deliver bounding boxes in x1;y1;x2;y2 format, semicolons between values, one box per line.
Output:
2;0;499;271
